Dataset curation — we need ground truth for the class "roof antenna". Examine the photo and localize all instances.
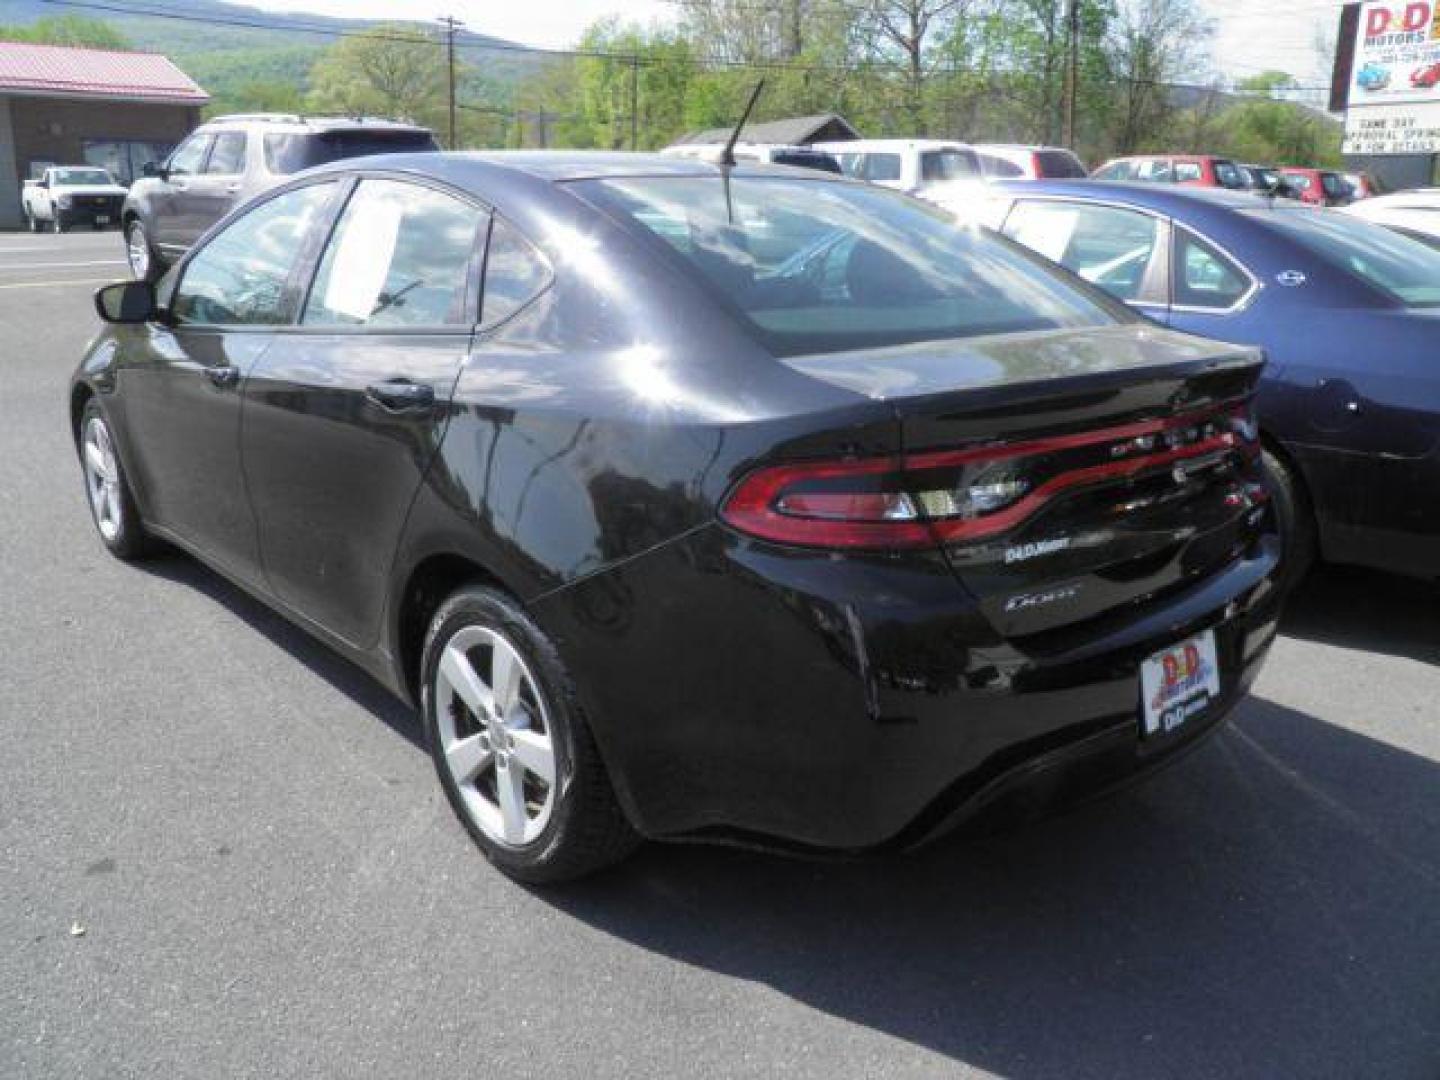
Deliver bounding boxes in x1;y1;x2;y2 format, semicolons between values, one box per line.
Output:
720;79;765;168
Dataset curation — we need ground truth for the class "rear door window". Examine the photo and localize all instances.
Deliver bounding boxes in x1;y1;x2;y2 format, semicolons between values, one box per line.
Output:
1213;160;1248;189
920;149;980;182
1093;161;1134;181
1174;161;1203;183
1003;200;1164;303
302;178;485;328
1173;229;1252;309
1136;159;1175;182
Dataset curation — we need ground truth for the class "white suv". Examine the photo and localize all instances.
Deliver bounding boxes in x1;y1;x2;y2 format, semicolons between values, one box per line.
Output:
810;138;984;213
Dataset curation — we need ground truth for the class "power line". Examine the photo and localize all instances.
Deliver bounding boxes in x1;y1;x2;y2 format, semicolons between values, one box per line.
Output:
34;0;1333;94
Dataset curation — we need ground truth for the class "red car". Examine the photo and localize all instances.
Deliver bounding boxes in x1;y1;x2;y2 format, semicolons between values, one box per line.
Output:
1091;154;1250;190
1278;167;1353;207
1411;62;1440;88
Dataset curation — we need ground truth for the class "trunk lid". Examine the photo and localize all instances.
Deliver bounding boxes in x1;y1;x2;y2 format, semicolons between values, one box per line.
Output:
783;324;1269;637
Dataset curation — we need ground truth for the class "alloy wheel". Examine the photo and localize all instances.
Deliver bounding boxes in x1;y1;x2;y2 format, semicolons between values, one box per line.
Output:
434;625;557;847
126;225;150;280
82;416;123;542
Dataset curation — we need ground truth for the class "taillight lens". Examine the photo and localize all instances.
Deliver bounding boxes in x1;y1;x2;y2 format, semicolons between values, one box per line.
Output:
720;401;1259;550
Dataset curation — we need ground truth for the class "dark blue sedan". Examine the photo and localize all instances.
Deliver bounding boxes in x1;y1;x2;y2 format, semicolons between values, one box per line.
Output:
985;180;1440;583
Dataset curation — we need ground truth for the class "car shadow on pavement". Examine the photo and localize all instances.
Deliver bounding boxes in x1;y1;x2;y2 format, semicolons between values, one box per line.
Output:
549;699;1440;1078
135;552;423;751
1283;565;1440;666
137;551;1439;1076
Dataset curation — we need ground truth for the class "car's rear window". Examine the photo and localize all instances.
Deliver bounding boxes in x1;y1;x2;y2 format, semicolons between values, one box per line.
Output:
770;151;841;174
263;129;439;174
1256;209;1440;307
576;175;1119;356
1035;150;1087;178
53;168;113;186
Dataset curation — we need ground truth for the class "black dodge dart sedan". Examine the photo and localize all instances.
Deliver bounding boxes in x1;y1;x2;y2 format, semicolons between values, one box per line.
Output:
73;152;1282;881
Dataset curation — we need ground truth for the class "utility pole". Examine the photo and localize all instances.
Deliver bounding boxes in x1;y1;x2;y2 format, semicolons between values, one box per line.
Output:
629;54;640;150
439;15;463;150
1062;0;1080;149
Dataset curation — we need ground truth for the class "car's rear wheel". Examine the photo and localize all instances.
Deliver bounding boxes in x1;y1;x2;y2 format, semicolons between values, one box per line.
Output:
124;220;161;282
1263;448;1315;593
421;585;638;883
79;399;153;560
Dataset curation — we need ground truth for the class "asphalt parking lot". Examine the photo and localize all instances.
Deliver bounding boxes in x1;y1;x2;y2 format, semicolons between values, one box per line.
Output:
1;230;1437;1079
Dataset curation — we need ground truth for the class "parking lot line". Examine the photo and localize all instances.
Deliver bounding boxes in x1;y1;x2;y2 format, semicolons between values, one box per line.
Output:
0;277;113;290
0;260;125;270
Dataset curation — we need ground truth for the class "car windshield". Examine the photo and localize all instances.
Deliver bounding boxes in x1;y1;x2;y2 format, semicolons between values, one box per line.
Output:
576;175;1121;356
1256;210;1440;307
263;129;439;174
53;168;113;186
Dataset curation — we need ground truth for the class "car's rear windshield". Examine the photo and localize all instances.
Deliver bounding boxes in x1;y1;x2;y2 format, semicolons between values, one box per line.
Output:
575;175;1120;356
770;151;841;174
1035;150;1087;178
1256;209;1440;307
263;129;439;174
53;168;113;186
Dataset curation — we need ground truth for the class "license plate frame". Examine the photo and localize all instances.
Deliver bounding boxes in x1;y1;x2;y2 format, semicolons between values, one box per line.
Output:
1140;629;1221;739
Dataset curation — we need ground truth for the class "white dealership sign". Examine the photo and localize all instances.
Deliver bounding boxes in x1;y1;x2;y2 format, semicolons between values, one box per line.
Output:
1345;2;1440;153
1344;102;1440;153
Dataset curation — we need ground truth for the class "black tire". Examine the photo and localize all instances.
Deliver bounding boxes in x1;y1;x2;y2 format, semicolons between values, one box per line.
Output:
124;219;164;283
1263;447;1316;593
78;398;155;561
421;584;639;883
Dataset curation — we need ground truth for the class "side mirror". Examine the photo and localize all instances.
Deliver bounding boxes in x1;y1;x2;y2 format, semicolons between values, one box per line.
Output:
95;281;156;324
142;161;164;179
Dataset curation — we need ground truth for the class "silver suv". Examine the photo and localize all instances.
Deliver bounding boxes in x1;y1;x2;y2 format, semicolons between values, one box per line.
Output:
122;114;438;281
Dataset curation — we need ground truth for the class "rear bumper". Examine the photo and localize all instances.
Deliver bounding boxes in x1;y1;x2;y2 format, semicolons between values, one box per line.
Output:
534;525;1282;851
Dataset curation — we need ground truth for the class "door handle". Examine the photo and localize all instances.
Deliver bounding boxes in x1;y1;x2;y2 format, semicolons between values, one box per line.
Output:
225;184;241;194
204;365;239;388
366;379;435;411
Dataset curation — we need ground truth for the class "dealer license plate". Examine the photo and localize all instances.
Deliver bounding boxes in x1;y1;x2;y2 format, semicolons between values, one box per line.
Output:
1140;629;1221;738
94;215;110;225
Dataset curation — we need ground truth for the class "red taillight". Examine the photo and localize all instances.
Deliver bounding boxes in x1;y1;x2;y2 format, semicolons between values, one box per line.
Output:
720;402;1259;550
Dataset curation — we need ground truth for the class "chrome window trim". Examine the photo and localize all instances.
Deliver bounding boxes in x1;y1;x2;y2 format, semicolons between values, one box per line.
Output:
997;193;1264;317
1170;224;1262;316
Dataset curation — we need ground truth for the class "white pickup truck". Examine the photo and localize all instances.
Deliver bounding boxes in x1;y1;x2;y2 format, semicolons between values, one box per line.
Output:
21;166;129;233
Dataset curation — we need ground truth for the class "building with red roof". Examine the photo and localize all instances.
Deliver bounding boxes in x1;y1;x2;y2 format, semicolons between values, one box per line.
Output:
0;40;208;228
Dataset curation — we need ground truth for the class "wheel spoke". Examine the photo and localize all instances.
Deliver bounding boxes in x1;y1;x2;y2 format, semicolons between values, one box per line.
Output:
445;733;491;785
84;441;111;481
491;641;524;714
439;645;493;717
102;485;120;527
509;728;554;785
495;760;528;844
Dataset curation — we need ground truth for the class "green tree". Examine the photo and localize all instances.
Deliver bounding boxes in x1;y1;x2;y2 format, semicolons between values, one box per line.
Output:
307;24;447;128
1218;71;1342;166
0;15;130;49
